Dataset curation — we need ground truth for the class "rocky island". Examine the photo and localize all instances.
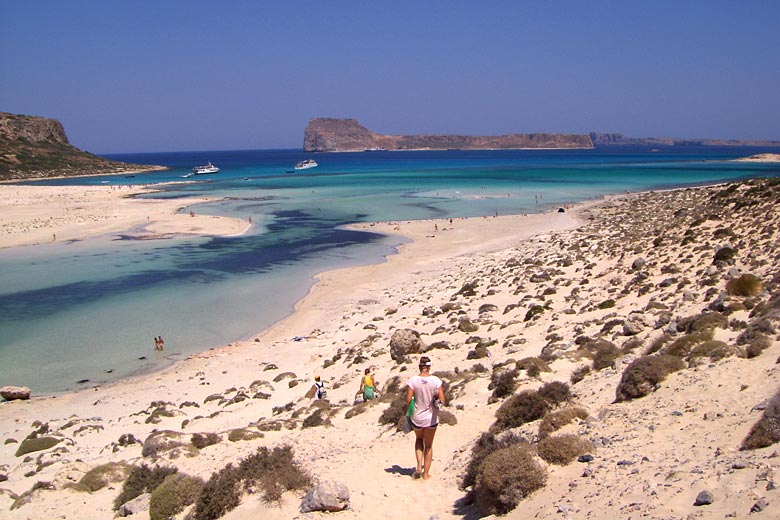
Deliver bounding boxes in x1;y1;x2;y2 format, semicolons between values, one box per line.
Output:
0;112;165;181
303;118;594;152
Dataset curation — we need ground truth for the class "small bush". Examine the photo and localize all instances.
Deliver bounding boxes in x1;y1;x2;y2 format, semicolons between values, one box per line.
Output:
662;332;712;358
461;431;525;489
536;434;593;465
195;445;310;520
727;274;764;297
70;462;129;493
524;305;545;321
686;312;728;333
494;390;550;431
302;409;331;429
746;335;773;358
516;357;551;377
227;428;264;442
474;444;547;515
14;436;60;457
149;473;204;520
688;340;744;363
537;381;572;407
714;246;737;263
570;365;591;384
592;343;621;370
615;355;685;402
488;369;518;403
191;432;220;449
378;392;408;426
742;387;780;450
194;464;241;520
538;407;589;439
114;464;178;511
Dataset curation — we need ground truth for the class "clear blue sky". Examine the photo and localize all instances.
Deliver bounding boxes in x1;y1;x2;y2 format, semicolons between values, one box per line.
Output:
1;1;778;153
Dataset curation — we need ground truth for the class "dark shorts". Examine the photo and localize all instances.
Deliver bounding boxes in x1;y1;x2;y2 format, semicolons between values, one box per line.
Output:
411;420;438;430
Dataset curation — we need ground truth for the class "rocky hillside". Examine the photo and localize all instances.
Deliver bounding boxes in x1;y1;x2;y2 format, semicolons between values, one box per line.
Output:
589;131;780;148
0;112;163;181
303;118;594;152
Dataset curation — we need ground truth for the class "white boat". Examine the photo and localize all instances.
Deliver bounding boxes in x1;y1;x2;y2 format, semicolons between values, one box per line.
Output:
294;159;318;171
191;161;220;175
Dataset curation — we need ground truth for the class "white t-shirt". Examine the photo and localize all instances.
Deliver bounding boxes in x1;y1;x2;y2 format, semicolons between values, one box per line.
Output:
407;374;443;428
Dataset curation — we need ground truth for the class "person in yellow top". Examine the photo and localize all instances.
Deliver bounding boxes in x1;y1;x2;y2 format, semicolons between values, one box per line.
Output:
358;368;378;401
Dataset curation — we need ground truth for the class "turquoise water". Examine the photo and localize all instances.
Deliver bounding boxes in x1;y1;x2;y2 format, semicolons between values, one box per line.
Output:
1;148;778;393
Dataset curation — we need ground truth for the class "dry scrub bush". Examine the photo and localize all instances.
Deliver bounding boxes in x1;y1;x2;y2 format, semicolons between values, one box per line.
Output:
195;445;310;520
191;432;220;449
727;274;764;297
537;434;593;465
688;340;745;363
474;444;547;516
662;332;712;359
516;357;551;377
737;318;777;345
746;335;773;358
570;365;591;385
494;390;550;431
615;355;685;402
538;407;589;439
488;369;518;403
461;432;526;489
680;312;728;334
742;387;780;450
302;409;332;429
537;381;572;406
592;342;621;370
149;473;204;520
114;464;178;511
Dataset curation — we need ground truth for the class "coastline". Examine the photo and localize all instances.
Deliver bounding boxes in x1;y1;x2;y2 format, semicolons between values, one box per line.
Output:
1;179;779;519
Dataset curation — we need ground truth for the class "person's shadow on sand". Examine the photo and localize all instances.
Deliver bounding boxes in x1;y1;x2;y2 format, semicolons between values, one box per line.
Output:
384;464;416;477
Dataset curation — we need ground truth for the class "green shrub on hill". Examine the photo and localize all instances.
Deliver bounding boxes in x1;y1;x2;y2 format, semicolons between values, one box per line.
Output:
474;443;547;515
149;473;204;520
615;355;685;402
741;387;780;450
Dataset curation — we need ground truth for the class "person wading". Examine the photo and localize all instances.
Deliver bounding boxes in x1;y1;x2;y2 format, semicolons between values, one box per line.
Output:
405;356;446;479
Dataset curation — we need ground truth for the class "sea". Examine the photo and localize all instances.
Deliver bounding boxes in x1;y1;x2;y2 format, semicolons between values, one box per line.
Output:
1;147;779;394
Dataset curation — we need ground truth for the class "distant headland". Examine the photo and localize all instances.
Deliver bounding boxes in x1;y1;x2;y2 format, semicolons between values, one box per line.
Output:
303;118;593;152
0;112;165;181
303;118;780;153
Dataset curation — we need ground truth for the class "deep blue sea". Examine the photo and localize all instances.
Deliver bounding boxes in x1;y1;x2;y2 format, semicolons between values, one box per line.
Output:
2;147;779;393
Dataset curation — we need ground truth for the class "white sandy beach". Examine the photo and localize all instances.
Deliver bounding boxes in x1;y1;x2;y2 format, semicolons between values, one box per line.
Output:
0;184;250;249
1;179;779;519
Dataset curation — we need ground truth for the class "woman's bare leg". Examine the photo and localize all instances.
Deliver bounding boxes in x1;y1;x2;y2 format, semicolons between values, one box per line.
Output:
422;427;437;479
413;428;425;476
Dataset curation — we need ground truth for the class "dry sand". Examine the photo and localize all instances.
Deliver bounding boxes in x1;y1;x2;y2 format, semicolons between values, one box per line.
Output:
1;179;779;520
0;184;250;248
734;153;780;163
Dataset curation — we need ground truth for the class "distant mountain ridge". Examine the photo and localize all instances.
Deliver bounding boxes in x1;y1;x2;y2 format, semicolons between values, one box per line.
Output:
303;118;594;152
0;112;164;181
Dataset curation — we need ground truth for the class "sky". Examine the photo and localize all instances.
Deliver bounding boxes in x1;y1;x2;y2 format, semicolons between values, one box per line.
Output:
1;1;779;153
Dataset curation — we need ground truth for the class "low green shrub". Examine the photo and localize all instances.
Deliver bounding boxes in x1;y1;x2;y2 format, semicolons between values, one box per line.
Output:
662;332;712;358
615;355;685;402
227;428;264;442
592;342;621;370
302;409;331;429
746;335;773;358
15;436;60;457
474;443;547;515
113;464;178;511
69;462;129;493
149;473;204;520
688;340;744;363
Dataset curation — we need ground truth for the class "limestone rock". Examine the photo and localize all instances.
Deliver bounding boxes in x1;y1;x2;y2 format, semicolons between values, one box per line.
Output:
389;329;426;363
116;492;151;517
694;490;714;506
0;386;30;401
300;480;350;512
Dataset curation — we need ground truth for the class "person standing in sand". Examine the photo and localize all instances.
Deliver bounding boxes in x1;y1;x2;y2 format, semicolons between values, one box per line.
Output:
405;356;446;480
359;367;378;401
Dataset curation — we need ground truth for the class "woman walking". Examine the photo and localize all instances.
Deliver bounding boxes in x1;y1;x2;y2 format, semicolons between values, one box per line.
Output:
405;356;446;479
